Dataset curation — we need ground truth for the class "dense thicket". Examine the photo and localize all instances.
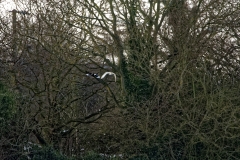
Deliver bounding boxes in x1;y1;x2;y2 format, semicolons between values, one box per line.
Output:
0;0;240;159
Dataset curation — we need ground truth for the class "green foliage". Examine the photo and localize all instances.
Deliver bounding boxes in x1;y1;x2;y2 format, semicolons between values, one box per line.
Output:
81;151;105;160
0;82;16;127
29;146;73;160
128;145;160;160
125;73;153;102
80;151;122;160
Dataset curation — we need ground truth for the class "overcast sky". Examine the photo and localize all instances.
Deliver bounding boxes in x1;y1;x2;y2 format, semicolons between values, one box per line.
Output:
0;0;16;16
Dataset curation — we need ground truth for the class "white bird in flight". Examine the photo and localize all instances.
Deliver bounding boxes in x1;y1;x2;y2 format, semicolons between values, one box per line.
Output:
101;72;116;82
86;71;116;82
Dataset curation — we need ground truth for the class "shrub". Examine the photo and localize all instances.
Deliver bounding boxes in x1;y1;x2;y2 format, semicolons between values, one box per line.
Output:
0;82;16;131
29;145;73;160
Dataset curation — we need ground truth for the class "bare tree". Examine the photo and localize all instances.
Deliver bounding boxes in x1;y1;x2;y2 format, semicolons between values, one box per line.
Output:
1;0;240;159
